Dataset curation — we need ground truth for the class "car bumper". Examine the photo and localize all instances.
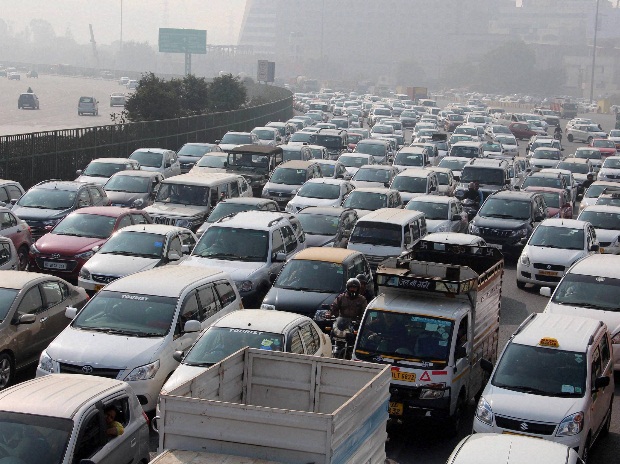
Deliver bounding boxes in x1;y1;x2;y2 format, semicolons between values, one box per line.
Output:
29;255;84;281
516;263;566;286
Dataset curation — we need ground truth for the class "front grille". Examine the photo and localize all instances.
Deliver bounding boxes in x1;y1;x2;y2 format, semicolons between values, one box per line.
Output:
59;362;121;379
29;226;48;240
35;258;78;272
495;415;556;435
366;255;388;270
152;216;175;225
533;263;565;271
534;274;562;282
92;274;120;284
599;241;611;247
521;271;531;278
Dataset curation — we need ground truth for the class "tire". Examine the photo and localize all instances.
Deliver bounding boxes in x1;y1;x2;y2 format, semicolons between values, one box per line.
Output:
17;246;29;271
582;434;591;464
516;280;526;290
567;134;574;142
0;353;14;391
445;393;465;437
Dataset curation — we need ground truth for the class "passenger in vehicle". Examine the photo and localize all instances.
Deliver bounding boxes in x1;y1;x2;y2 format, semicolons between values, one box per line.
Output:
105;405;124;438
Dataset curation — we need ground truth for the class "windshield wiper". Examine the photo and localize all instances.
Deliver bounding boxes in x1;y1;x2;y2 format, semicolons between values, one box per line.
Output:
501;384;549;395
556;301;611;310
134;332;165;337
196;253;240;260
484;213;516;218
184;361;215;367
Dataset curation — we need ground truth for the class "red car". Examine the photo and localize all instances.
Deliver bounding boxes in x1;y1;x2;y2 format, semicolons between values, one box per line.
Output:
29;206;151;281
509;122;538;140
589;138;617;158
0;206;32;270
524;186;573;219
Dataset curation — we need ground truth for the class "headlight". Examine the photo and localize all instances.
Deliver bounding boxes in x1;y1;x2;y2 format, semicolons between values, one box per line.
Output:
75;250;94;260
290;189;298;195
262;189;270;197
42;219;60;227
611;332;620;344
520;253;530;266
556;411;584;437
132;198;144;208
124;360;160;381
30;243;40;254
475;397;494;426
235;280;253;292
261;304;276;311
79;267;91;280
38;351;55;373
419;387;445;399
435;224;448;233
512;227;528;237
175;218;192;228
469;224;480;234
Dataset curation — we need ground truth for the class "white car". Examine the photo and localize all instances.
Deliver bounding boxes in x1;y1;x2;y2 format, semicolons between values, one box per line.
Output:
285;178;354;213
494;135;518;157
338;153;376;177
607;129;620;151
251;127;280;146
350;165;399;189
0;236;19;270
566;124;607;143
597;155;620;182
577;205;620;254
161;309;332;394
75;158;140;185
438;156;470;182
578;181;620;214
405;195;468;233
528;148;563;172
516;219;598;289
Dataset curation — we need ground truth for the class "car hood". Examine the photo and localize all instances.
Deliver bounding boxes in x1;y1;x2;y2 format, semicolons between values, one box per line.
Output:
426;219;452;233
593;228;620;242
305;234;336;247
83;253;160;276
219;144;243;151
484;383;583;424
145;204;207;218
47;326;167;368
162;364;207;394
545;302;620;336
351;180;390;189
106;191;149;206
75;175;108;185
262;287;338;317
473;216;529;229
523;246;585;265
181;256;265;280
35;234;105;255
11;206;71;222
289;197;341;209
263;183;299;193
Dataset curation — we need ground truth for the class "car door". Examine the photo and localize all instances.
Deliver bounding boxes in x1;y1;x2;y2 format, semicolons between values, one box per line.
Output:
173;291;203;352
97;396;144;464
0;211;24;248
11;284;46;368
38;280;73;347
88;187;106;206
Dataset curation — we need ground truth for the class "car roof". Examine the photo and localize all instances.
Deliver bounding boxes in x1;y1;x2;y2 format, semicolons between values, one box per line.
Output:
0;374;127;419
395;168;432;177
568;254;620;278
0;270;60;289
212;210;290;230
298;206;350;216
106;266;226;297
358;208;423;224
397;147;427;154
452;141;481;147
293;247;359;264
304;178;348;185
116;224;189;235
425;167;452;174
356;139;388;145
162;172;242;186
88;158;132;164
277;160;317;169
357;165;394;170
71;206;135;217
491;190;538;200
0;179;22;187
111;170;161;178
350;187;395;194
523;186;565;194
423;233;483;245
213;309;309;333
538;218;589;229
513;313;603;353
408;195;453;204
229;145;282;155
131;148;169;154
219;197;276;206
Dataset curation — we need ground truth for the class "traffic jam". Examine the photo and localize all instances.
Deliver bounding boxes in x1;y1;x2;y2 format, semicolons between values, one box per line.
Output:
0;89;618;463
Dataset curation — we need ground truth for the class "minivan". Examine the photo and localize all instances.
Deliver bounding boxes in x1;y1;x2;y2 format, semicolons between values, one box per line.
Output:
262;160;323;209
77;96;99;116
390;168;439;202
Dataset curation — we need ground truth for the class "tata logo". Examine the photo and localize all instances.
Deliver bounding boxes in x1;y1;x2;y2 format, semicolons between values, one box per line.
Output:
51;253;61;259
519;422;529;431
81;365;94;374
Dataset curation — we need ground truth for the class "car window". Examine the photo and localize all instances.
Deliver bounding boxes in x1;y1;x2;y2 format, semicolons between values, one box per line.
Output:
281;225;298;254
168;236;183;255
117;215;132;230
131;213;148;225
6;185;22;200
300;323;319;354
600;334;611;368
0;188;8;203
177;291;201;334
0;212;16;229
40;281;64;309
271;228;285;255
78;189;90;207
214;281;237;307
288;329;304;354
197;285;219;321
591;346;602;386
0;242;11;266
17;286;43;315
239;179;249;195
230;181;239;198
89;187;103;204
73;411;104;463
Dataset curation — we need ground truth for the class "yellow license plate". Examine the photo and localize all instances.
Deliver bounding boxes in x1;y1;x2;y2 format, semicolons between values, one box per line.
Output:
94;284;104;292
538;270;558;276
600;248;605;253
388;402;403;416
391;371;416;382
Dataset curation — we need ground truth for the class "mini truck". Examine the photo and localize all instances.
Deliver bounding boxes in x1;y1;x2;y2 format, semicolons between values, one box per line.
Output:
352;239;503;434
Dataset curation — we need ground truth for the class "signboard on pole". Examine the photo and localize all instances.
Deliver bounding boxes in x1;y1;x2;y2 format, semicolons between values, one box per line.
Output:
158;28;207;54
267;62;276;83
257;60;269;82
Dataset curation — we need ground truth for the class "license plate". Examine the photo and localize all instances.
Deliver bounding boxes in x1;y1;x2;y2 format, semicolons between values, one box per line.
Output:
44;261;67;270
538;270;558;276
487;243;503;250
391;371;416;382
94;284;104;292
388;402;404;416
600;248;605;253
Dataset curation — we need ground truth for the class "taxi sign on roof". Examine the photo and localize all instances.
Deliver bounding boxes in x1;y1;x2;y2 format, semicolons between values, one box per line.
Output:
539;337;559;348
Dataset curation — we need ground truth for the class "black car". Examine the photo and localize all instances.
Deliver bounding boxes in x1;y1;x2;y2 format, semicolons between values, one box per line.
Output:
296;207;358;248
18;93;39;110
468;190;548;253
11;181;110;239
177;143;222;173
226;145;284;195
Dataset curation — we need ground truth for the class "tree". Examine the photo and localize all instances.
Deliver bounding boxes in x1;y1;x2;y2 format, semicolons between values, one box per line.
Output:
180;74;210;116
208;74;247;112
124;73;181;121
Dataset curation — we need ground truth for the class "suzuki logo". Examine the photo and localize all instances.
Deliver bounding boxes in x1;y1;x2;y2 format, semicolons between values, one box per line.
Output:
519;422;529;431
82;365;93;374
51;253;61;259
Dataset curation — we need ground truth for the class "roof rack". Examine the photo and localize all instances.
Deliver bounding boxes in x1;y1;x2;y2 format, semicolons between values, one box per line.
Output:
34;179;63;186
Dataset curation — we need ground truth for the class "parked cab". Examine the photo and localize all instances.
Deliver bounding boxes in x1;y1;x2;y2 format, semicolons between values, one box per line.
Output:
37;266;243;411
475;313;613;462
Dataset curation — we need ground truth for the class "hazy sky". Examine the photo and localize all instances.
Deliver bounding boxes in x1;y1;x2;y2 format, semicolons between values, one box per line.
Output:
1;0;247;45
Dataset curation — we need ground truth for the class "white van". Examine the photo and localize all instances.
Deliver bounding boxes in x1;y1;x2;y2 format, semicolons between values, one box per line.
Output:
36;266;243;411
448;434;583;464
390;168;440;202
474;313;614;461
347;208;427;269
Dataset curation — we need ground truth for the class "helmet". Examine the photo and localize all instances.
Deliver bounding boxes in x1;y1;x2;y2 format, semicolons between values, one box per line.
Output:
355;274;368;284
468;182;476;189
346;278;360;298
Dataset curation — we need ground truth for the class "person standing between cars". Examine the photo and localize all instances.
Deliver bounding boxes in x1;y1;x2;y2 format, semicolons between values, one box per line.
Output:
463;182;483;205
581;173;595;191
330;278;367;321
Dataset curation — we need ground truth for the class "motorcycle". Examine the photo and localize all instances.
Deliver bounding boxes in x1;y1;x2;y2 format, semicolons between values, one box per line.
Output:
462;198;481;222
330;317;358;359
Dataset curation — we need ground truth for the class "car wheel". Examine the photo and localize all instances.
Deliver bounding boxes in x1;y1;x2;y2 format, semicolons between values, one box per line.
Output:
17;246;29;271
445;392;465;437
0;353;14;391
516;280;526;289
567;134;574;142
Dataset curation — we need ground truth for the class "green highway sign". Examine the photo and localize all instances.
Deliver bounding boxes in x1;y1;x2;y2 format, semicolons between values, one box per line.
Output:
158;28;207;54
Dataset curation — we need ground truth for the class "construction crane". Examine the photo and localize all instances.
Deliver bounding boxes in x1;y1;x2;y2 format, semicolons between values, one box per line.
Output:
89;24;99;70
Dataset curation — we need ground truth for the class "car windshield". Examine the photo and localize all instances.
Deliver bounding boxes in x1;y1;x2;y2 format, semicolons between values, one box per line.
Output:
391;176;427;193
252;129;275;140
439;159;467;171
557;162;590;174
537;192;561;208
372;126;393;135
609;130;620;137
99;231;164;258
227;152;270;170
192;227;268;261
298;183;340;199
310;135;343;149
104;175;150;193
18;188;76;210
448;114;464;121
450;146;479;158
282;148;305;162
130;151;163;168
586;125;602;132
552;273;620;311
290;132;312;143
73;290;177;336
207;203;260;223
82;162;127;178
183;327;284;366
340;155;370;168
0;411;73;464
309;148;324;159
221;133;252;144
276;259;345;293
484;144;501;152
401;111;417;118
270;168;307;185
348;134;363;144
196;154;228;168
356;310;453;364
596;196;620;207
578;210;620;230
406;200;448;219
529;225;584;249
351;222;402;247
593;140;614;148
603;158;620;169
178;145;215;157
355;143;386;156
454;127;477;136
533;150;560;160
297;213;339;236
0;288;18;322
394;152;424;166
522;176;563;190
53;213;116;239
575;150;601;160
318;163;335;176
585;184;620;198
343;191;388;210
480;198;531;220
492;343;586;398
155;183;208;206
449;135;473;144
354;168;391;183
495;136;516;145
461;167;505;185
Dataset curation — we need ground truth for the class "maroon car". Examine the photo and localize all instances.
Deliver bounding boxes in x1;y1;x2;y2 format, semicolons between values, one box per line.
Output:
509;122;538;140
524;187;573;219
589;138;617;158
29;206;151;281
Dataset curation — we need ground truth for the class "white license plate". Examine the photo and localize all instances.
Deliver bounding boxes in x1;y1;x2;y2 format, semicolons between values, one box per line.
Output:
44;261;67;270
487;243;503;250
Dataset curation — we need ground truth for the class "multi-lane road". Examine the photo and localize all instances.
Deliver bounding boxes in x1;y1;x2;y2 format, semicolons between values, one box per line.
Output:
2;76;618;462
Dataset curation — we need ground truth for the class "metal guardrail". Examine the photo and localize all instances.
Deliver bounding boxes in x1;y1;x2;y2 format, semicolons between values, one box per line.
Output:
0;93;293;189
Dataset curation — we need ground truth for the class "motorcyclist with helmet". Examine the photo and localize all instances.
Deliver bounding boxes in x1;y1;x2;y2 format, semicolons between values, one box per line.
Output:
330;278;367;321
463;181;483;205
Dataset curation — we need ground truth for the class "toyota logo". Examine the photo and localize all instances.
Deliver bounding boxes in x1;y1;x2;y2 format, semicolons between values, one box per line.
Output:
519;422;529;431
51;253;61;259
82;365;93;374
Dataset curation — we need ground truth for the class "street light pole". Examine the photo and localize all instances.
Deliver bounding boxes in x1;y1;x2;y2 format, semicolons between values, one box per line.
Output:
590;0;600;103
120;0;123;50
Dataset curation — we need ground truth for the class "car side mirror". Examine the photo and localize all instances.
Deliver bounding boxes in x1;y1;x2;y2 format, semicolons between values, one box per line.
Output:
590;244;600;252
455;346;467;360
215;140;221;144
342;229;352;238
65;306;78;319
9;199;17;206
505;178;511;185
223;161;228;168
594;376;610;391
172;351;184;363
384;182;390;188
15;314;36;325
167;251;181;261
165;161;171;168
480;358;493;374
539;287;552;298
514;185;521;191
577;194;584;201
91;245;100;253
183;320;201;333
76;170;83;176
273;252;287;262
